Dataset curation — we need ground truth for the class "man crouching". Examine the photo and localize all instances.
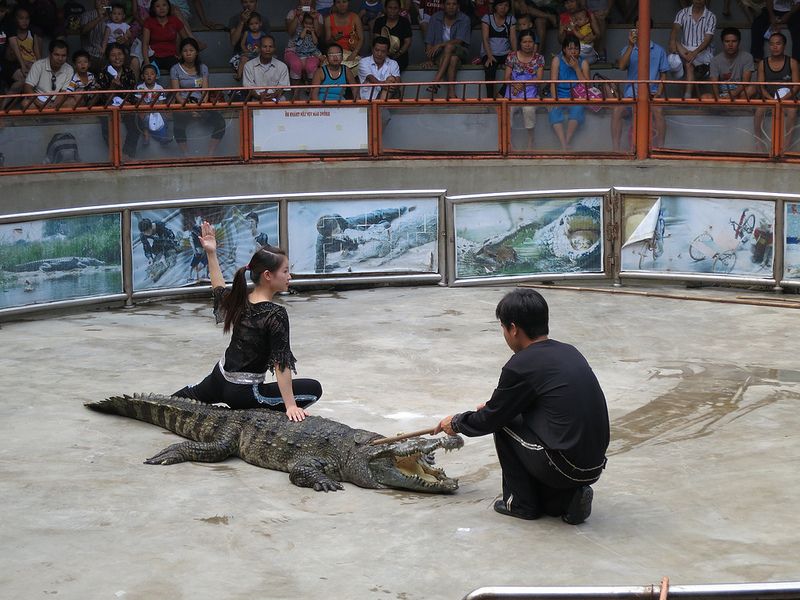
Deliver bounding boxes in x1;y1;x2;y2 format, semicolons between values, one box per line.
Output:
435;288;609;524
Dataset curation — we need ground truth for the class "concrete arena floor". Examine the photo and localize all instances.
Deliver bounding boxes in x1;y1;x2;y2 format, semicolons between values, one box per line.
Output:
1;285;799;600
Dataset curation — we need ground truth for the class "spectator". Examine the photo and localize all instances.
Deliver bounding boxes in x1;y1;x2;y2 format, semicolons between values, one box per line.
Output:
585;0;612;61
504;28;545;149
325;0;364;69
60;49;97;108
228;0;268;78
242;35;291;102
415;0;445;42
170;0;220;30
234;11;268;81
143;0;190;74
286;0;323;41
559;0;599;64
310;42;357;100
512;0;558;56
170;37;226;156
754;31;798;149
739;0;767;23
708;27;756;99
359;0;384;32
749;1;800;63
135;63;171;146
358;35;401;99
100;3;141;80
80;0;114;73
21;38;72;108
6;7;41;96
0;2;10;92
373;0;413;72
11;0;62;40
481;0;517;98
611;19;670;152
670;0;717;99
423;0;471;98
549;33;590;151
284;11;323;89
95;43;140;158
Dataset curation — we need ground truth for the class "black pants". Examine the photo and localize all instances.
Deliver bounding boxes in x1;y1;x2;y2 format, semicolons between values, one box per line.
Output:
493;415;605;517
173;364;322;411
483;54;508;98
751;9;800;61
100;113;141;158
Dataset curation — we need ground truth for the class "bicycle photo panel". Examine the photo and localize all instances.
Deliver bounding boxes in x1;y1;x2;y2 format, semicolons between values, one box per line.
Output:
785;202;800;282
453;196;604;280
620;195;775;277
131;203;279;291
0;213;122;310
288;197;440;275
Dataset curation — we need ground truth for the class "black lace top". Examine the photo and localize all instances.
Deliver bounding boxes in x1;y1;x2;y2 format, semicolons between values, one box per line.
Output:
212;287;297;374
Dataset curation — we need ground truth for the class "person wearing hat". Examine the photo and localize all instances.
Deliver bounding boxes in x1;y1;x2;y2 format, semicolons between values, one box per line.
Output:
372;0;412;71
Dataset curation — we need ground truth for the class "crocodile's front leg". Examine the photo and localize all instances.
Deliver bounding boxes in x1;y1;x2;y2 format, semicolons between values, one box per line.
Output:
144;438;236;465
289;458;344;492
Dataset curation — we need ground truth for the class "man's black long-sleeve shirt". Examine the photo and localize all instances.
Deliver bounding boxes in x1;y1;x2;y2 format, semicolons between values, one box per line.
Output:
451;339;609;467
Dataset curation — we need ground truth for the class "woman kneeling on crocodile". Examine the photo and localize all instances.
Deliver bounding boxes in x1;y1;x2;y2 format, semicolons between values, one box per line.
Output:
173;221;321;421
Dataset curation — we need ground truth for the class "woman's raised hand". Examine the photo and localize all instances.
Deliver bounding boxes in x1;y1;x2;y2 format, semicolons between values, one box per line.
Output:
200;220;217;253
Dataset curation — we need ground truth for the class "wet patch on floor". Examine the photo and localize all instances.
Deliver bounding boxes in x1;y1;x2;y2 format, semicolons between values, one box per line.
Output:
609;362;800;456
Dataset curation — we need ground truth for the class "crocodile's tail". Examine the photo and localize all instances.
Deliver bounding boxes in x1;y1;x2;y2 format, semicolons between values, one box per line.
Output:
85;393;229;442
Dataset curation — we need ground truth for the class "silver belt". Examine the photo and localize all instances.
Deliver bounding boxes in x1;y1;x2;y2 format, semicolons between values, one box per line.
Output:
217;355;267;385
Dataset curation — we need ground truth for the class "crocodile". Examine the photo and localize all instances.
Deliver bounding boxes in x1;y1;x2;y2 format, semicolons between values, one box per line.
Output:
85;394;463;493
6;256;105;272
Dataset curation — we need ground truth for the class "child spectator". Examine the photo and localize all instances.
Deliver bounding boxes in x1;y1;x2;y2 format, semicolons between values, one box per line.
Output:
135;63;172;146
512;0;558;56
61;49;97;108
284;12;323;88
559;0;599;64
101;3;132;55
234;11;267;81
359;0;384;31
6;7;40;96
585;0;611;61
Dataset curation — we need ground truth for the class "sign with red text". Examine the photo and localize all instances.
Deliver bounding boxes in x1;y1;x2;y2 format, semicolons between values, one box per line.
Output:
252;106;369;154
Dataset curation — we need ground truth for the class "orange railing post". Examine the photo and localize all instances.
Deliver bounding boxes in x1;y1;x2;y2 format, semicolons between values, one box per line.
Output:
636;0;651;160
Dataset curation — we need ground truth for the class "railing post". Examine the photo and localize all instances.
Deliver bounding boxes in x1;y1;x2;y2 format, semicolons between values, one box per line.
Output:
121;209;135;308
771;100;783;159
635;0;651;160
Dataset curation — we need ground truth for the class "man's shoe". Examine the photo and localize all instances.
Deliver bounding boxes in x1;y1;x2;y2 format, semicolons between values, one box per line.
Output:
493;499;539;520
562;485;593;525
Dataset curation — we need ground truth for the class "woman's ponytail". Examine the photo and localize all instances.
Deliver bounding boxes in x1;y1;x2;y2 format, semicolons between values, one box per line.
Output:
221;265;249;333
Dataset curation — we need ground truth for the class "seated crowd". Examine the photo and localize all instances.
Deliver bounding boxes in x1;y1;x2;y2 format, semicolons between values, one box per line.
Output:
0;0;797;152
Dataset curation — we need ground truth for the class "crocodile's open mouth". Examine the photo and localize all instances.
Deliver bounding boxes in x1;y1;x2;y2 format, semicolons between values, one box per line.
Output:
369;435;463;493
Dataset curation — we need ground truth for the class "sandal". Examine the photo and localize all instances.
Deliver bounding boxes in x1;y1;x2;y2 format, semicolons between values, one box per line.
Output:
426;84;440;93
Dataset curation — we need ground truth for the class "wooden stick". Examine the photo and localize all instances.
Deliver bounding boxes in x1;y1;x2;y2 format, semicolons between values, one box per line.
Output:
369;427;438;446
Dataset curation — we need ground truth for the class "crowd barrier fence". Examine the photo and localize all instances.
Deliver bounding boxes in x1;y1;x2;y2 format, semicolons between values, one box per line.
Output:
1;80;799;172
1;187;798;317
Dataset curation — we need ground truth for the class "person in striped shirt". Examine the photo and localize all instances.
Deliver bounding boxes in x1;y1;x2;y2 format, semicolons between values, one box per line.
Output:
670;0;717;98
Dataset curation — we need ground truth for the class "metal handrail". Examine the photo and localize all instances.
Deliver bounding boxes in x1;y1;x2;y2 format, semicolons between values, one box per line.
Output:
463;581;800;600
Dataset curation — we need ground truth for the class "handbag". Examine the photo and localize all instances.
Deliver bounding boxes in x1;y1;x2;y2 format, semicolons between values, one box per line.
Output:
570;82;604;112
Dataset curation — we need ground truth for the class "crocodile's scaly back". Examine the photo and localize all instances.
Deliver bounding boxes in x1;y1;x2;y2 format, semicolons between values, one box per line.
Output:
85;394;235;443
86;394;463;493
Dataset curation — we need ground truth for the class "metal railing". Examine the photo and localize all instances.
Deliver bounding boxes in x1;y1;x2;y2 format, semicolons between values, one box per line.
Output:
463;581;800;600
1;79;798;174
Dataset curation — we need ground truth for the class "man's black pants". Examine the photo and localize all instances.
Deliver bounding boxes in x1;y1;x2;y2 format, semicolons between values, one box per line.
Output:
493;415;606;517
